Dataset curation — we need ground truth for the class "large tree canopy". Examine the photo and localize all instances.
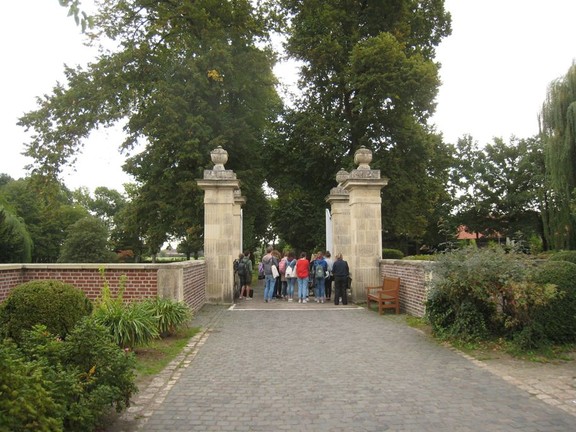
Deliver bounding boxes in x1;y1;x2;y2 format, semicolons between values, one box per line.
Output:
264;0;452;252
540;62;576;249
21;0;282;251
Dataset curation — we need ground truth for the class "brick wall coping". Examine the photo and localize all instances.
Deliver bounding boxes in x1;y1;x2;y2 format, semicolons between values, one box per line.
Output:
0;261;204;271
379;258;435;268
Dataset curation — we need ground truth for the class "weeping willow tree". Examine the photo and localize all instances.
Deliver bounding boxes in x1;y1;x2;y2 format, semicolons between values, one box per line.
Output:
540;62;576;249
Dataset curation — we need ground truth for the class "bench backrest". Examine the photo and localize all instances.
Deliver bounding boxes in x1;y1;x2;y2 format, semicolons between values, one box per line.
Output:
382;276;400;292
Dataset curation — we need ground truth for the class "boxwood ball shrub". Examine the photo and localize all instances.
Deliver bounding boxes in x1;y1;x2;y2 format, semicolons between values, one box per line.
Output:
382;248;404;259
0;280;93;343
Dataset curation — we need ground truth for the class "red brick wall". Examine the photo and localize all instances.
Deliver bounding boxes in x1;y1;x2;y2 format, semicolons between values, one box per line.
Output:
0;266;23;302
379;259;434;317
183;262;206;311
0;262;207;312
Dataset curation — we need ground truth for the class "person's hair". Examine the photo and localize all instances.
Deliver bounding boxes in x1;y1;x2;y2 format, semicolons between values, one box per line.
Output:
243;250;250;257
336;253;343;260
288;251;295;260
300;251;307;258
266;246;273;253
238;253;244;259
325;251;331;258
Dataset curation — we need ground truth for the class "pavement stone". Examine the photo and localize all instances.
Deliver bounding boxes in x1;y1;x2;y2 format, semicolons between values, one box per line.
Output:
107;287;576;432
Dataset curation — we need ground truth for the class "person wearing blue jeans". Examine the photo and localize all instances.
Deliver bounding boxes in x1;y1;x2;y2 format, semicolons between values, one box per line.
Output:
285;251;297;302
311;252;328;303
295;252;310;303
261;246;278;302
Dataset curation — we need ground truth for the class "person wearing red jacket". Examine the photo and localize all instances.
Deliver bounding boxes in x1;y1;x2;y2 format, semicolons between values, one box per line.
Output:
295;252;310;303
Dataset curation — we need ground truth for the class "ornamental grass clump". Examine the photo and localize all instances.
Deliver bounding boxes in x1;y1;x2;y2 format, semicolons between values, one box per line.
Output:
142;297;192;337
92;270;158;349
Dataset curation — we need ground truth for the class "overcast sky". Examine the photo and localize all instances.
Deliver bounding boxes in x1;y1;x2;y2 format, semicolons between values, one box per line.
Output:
1;0;575;193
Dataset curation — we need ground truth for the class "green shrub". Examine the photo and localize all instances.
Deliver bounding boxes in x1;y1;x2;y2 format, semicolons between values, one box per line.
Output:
528;260;576;344
18;319;137;432
0;280;93;343
382;248;404;259
0;339;62;431
425;246;530;341
143;297;192;337
548;250;576;265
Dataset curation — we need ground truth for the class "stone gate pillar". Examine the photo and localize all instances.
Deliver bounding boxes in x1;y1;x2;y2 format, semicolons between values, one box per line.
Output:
326;169;351;264
340;147;388;302
197;146;245;303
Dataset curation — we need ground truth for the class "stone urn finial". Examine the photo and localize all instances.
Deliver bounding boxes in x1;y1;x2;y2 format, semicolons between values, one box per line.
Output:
354;146;372;170
335;168;349;185
210;146;228;171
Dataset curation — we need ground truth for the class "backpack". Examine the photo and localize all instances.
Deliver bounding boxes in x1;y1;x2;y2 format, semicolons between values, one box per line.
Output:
258;262;265;279
233;259;239;273
279;258;287;274
315;262;325;279
262;258;273;274
237;258;247;276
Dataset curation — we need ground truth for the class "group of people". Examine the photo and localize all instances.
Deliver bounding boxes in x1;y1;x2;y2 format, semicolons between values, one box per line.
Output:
236;246;350;305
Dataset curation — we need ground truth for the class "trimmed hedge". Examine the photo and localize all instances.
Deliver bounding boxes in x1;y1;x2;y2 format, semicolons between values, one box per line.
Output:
549;250;576;265
528;260;576;344
382;248;404;259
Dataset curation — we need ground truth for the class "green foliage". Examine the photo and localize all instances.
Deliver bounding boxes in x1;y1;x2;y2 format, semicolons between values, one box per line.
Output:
58;216;115;263
92;270;159;349
425;246;558;344
266;1;452;248
17;320;137;432
450;136;545;244
20;0;281;252
0;339;62;431
548;250;576;265
0;280;92;343
382;248;404;259
143;297;192;337
540;62;576;249
527;260;576;345
0;206;32;263
0;176;88;262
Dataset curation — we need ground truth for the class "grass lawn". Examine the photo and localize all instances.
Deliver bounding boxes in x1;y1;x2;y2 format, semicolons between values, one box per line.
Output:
133;325;201;382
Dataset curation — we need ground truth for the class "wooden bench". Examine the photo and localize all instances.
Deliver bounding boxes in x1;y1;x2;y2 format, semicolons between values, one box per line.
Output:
365;276;400;315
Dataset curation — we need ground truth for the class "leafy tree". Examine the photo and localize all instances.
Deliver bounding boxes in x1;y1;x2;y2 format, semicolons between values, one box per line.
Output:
0;176;88;262
58;216;115;263
267;0;452;251
20;0;282;253
176;224;203;260
58;0;92;32
0;206;33;263
450;135;545;243
72;186;127;231
540;62;576;249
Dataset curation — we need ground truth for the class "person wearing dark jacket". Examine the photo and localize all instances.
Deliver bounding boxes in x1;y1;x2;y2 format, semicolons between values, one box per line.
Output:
331;253;350;305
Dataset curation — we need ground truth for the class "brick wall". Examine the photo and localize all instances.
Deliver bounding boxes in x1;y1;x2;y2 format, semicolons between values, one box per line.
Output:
0;261;207;312
379;259;434;317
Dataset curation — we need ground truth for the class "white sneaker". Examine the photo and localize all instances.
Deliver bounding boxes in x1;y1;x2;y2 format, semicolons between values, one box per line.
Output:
288;298;293;302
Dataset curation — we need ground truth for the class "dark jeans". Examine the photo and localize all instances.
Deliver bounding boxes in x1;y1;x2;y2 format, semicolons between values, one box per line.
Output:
334;276;348;305
325;276;333;299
